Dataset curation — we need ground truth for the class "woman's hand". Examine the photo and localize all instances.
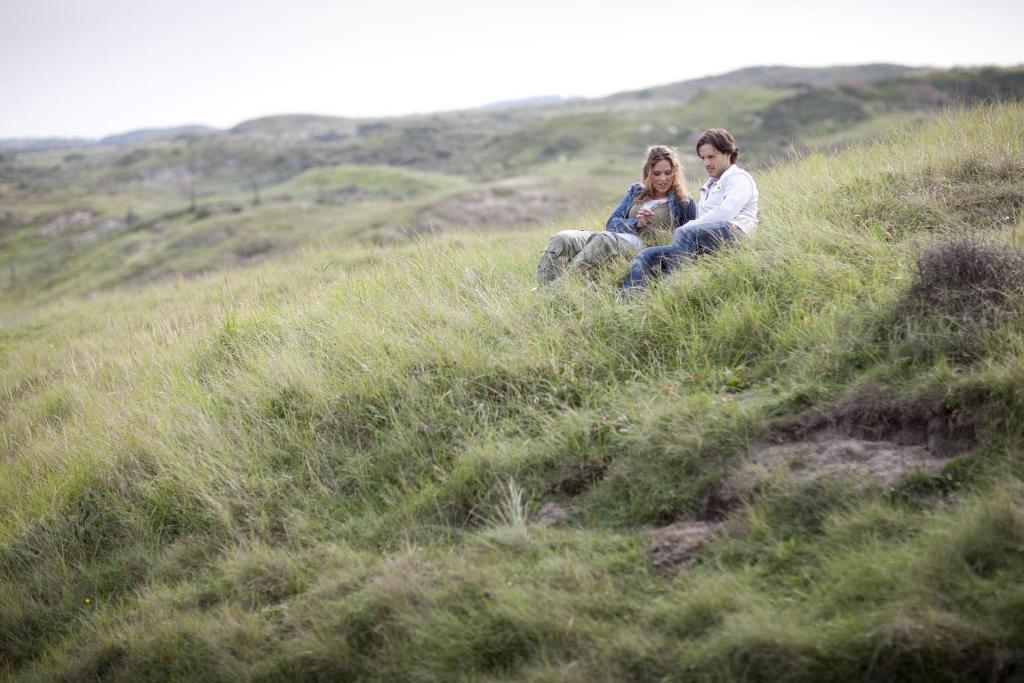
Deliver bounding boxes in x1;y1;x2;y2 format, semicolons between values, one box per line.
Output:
636;208;653;229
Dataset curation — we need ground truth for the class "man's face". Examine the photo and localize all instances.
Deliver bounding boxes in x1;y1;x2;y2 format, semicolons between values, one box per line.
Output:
698;143;732;179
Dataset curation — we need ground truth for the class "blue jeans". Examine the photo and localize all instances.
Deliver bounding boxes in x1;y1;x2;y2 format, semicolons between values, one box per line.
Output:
621;220;735;292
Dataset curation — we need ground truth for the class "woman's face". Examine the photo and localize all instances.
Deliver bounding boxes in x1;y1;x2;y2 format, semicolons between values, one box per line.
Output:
649;159;674;196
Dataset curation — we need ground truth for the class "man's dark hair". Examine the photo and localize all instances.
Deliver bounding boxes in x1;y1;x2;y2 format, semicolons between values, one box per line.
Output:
696;128;740;163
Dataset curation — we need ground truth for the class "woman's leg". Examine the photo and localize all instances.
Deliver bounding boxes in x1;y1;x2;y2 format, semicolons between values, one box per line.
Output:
535;230;595;284
565;232;638;275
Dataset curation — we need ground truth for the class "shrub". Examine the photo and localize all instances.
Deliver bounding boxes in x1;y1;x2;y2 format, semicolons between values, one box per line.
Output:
905;236;1024;320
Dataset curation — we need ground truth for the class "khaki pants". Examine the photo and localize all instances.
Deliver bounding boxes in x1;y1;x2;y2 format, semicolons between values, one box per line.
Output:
535;230;639;284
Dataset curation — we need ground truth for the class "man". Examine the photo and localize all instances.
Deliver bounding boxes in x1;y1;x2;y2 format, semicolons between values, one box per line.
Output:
620;128;758;294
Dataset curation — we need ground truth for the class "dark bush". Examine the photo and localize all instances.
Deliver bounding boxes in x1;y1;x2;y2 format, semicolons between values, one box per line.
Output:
761;89;869;135
905;236;1024;319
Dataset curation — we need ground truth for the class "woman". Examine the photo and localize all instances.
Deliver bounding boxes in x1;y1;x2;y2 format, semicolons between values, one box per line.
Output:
535;145;696;285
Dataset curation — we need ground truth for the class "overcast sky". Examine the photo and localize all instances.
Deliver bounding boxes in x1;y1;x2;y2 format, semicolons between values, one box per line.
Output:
1;0;1022;138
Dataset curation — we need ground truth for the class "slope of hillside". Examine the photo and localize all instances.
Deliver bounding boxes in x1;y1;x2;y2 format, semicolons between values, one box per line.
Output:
2;103;1023;680
3;65;1023;308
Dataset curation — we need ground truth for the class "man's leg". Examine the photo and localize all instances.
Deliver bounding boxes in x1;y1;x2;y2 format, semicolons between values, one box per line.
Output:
535;230;594;284
621;244;680;292
566;232;638;275
662;220;736;276
621;221;736;293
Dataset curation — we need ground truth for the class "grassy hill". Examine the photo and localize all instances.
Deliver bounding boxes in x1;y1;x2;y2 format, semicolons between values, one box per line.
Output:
604;63;919;102
3;65;1023;308
1;102;1024;680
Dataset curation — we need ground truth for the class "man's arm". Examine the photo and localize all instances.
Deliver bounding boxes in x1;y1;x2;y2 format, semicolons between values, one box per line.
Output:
687;174;755;228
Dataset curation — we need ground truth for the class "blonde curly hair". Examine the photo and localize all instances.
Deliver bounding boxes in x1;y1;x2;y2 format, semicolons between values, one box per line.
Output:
637;144;690;205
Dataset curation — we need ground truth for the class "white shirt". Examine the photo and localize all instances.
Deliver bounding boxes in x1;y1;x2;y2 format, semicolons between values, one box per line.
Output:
693;164;759;234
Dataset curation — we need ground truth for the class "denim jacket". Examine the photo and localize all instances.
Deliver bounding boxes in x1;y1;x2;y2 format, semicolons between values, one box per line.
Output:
605;183;697;247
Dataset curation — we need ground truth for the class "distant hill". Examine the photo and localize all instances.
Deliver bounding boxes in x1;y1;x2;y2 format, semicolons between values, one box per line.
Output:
0;125;218;152
608;63;920;103
480;95;580;110
0;137;95;151
229;114;358;139
99;125;217;146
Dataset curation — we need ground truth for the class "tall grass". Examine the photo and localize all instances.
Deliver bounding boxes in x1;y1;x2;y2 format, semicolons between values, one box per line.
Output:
2;104;1024;680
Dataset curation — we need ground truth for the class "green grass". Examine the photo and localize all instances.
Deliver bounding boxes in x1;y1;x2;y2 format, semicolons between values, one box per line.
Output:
2;104;1024;680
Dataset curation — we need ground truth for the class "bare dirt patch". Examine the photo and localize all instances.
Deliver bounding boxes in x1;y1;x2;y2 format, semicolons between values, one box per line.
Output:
38;209;96;237
413;180;594;231
768;383;977;460
646;521;723;573
555;461;609;497
643;417;962;573
737;431;949;490
535;502;572;526
71;217;125;246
